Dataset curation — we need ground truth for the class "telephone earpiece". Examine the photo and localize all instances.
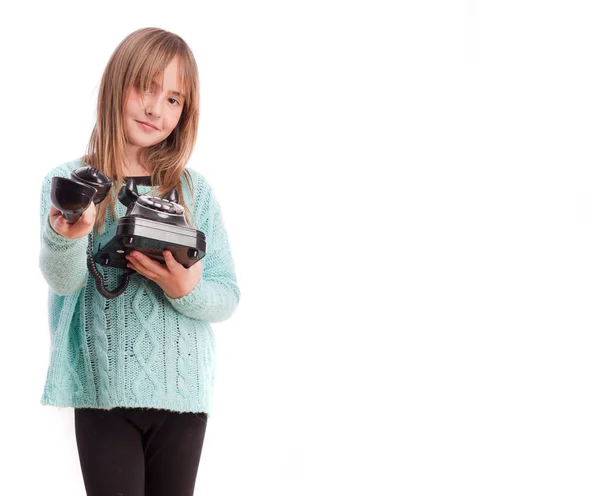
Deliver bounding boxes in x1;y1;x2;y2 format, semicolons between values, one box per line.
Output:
50;167;113;224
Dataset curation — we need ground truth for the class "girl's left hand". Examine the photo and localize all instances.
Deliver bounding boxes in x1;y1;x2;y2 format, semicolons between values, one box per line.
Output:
125;250;203;299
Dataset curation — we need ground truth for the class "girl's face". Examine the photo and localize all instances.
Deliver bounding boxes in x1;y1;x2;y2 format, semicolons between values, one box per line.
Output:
123;56;185;152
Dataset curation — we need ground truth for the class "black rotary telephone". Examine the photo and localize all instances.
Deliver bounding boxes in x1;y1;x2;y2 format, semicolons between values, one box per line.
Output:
50;166;207;299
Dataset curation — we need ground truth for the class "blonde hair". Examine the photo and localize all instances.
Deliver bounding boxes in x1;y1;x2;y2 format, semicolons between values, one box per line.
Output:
82;27;200;236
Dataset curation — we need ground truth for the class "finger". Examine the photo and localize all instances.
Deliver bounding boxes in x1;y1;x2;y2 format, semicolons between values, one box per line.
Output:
49;205;61;218
49;210;77;237
127;258;159;280
163;250;182;272
49;206;65;224
82;202;97;223
128;252;167;277
50;217;67;235
49;201;94;231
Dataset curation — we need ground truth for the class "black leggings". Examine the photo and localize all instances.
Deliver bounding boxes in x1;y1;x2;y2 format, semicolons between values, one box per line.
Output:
74;406;208;496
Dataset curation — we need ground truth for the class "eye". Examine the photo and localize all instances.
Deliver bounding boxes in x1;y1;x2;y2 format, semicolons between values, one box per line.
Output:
144;81;159;94
168;97;181;106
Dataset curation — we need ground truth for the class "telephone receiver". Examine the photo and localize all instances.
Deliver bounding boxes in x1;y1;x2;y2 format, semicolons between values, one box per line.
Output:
50;166;122;298
50;167;113;224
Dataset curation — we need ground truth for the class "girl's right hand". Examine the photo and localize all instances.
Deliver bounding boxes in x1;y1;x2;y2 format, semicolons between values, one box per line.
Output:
49;202;97;239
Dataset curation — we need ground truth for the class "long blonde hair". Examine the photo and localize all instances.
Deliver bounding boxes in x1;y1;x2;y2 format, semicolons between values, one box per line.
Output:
82;27;200;236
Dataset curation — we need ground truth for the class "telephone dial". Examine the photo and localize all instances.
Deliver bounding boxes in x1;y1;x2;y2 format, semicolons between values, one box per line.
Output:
50;166;206;299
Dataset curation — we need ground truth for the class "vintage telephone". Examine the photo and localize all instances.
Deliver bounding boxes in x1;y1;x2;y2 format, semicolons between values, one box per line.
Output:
50;166;207;299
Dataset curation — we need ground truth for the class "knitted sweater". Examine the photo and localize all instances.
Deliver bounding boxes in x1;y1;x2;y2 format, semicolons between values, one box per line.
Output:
38;158;240;416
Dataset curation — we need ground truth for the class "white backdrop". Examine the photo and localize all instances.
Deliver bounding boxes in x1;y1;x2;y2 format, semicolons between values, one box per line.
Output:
2;1;600;494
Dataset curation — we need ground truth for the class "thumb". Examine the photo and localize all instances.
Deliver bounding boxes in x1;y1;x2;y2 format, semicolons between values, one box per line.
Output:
83;202;97;222
163;250;181;271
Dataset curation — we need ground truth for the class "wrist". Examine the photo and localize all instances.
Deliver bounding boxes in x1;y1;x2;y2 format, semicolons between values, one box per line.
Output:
164;285;193;300
165;280;201;301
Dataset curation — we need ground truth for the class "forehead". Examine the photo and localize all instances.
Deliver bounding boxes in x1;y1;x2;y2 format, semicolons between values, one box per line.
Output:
145;57;187;99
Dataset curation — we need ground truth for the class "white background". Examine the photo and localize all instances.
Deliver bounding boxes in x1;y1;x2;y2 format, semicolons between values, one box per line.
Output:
1;1;600;494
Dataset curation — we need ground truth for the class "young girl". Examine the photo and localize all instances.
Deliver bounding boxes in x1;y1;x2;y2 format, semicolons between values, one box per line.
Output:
38;27;240;495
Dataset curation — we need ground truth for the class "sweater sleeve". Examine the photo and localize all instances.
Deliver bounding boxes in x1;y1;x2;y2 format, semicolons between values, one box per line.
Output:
38;166;89;295
165;173;240;323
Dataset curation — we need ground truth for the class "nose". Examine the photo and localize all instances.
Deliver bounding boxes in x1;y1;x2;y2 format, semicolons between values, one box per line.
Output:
144;94;162;119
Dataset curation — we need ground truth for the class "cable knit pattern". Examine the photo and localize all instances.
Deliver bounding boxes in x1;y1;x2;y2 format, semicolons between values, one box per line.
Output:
38;158;240;416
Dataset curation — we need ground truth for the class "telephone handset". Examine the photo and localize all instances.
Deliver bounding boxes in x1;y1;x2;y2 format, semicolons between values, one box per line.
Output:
50;167;112;223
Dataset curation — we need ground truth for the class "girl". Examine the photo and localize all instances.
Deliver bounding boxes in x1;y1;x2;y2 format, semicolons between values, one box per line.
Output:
38;27;240;495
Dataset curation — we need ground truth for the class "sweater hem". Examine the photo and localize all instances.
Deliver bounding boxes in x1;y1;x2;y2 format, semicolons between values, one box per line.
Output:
40;393;212;417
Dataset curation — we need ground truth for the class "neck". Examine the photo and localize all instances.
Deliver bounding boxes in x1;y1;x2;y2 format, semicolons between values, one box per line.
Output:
125;168;151;177
123;144;151;176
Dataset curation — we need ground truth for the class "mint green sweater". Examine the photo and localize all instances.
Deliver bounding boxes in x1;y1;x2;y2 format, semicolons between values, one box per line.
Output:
38;158;240;416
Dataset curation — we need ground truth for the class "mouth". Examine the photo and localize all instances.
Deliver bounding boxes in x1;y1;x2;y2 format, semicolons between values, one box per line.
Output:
136;120;160;131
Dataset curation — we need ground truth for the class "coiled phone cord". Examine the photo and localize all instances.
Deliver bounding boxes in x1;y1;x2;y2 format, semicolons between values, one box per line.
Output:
86;232;134;299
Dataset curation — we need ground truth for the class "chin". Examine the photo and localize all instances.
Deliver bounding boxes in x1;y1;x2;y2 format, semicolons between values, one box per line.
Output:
129;130;162;145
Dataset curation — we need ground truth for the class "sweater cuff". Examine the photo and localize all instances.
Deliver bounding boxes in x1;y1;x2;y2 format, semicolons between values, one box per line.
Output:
165;279;205;312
